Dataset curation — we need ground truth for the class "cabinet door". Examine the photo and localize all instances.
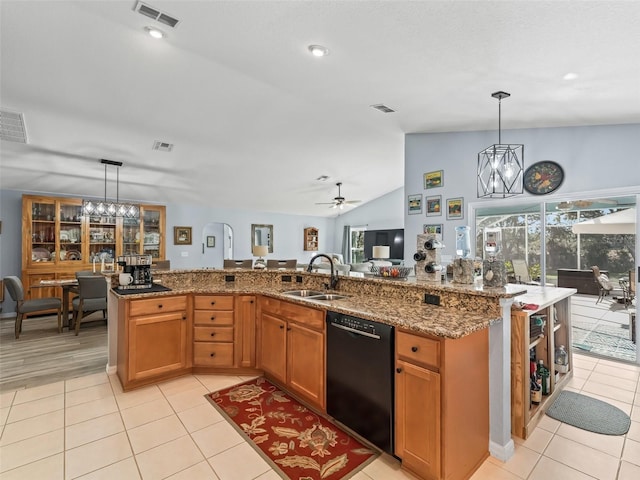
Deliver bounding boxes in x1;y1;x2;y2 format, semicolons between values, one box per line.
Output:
258;313;287;383
141;206;165;260
26;197;57;266
58;200;84;264
235;295;256;368
287;322;325;410
122;217;141;256
395;359;441;480
128;311;188;381
24;273;56;299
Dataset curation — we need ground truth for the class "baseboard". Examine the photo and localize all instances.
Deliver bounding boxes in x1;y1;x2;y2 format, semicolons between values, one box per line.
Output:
106;365;117;375
489;439;515;462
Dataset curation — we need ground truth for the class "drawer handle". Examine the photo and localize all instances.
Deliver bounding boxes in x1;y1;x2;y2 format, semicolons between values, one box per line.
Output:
411;346;419;352
210;352;216;357
211;301;216;305
210;316;216;321
396;367;402;373
210;332;216;337
158;304;163;309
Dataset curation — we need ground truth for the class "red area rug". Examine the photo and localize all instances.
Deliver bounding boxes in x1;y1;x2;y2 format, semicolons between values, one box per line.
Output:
206;377;378;479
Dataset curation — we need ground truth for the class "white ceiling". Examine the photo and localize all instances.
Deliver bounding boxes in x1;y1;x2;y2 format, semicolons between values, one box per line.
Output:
1;1;639;217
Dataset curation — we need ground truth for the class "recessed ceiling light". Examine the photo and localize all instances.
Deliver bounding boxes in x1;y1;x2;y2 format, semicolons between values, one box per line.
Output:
144;26;165;39
308;45;329;57
563;72;578;81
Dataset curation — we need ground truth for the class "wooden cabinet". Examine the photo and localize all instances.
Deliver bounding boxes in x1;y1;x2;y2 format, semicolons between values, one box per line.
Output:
117;295;191;389
395;328;489;480
257;296;325;410
22;195;166;299
511;288;574;439
303;227;318;251
193;295;235;367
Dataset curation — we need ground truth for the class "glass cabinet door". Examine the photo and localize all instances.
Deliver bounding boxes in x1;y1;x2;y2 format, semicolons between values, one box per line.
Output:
59;201;84;262
122;217;141;255
30;199;56;263
142;208;162;259
87;215;117;265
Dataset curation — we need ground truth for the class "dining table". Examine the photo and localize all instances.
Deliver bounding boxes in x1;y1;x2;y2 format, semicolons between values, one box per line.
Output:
32;279;79;329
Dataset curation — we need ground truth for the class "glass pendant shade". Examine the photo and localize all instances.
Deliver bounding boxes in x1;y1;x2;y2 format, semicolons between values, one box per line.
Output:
82;159;140;219
477;91;524;198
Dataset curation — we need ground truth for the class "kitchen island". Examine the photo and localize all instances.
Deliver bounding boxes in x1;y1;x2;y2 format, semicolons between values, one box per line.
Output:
108;269;530;479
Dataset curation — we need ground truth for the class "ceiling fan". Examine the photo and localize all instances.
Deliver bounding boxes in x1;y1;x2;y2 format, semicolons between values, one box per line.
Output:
315;182;362;209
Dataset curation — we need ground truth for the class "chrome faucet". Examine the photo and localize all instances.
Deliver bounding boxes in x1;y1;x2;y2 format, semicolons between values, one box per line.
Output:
307;254;339;290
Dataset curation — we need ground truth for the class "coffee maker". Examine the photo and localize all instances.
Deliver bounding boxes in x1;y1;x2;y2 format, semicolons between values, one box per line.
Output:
117;254;153;289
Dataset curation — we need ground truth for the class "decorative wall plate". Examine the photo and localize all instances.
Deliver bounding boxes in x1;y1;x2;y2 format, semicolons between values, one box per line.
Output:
523;161;564;195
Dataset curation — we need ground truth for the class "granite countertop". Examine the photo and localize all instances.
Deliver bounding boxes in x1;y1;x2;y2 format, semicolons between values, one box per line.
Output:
110;278;514;339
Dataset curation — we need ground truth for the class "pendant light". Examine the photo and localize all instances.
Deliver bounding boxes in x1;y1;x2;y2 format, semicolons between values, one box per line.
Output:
477;91;524;198
82;159;140;219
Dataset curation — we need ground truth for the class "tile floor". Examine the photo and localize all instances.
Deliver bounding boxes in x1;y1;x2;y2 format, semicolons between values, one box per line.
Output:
0;353;639;479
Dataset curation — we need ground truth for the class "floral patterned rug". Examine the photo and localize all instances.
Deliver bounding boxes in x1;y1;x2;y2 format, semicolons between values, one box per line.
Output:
206;377;378;479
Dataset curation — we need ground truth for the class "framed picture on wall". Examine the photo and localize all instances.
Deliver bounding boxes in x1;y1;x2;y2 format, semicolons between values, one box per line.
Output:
206;236;216;248
423;224;443;238
423;170;443;189
446;197;464;220
408;194;422;215
174;226;192;245
425;195;442;216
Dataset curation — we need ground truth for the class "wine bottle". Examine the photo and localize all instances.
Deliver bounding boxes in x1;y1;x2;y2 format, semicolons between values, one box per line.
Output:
424;262;442;273
424;239;443;250
537;360;550;395
413;252;426;261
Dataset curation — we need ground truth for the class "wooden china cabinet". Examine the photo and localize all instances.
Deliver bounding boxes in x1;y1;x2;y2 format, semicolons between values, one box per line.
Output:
21;194;166;299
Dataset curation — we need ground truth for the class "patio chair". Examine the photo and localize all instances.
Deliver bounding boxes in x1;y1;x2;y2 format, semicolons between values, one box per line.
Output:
591;266;617;304
511;259;540;285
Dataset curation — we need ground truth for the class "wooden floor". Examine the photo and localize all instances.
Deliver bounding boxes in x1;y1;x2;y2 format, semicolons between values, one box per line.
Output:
0;313;107;393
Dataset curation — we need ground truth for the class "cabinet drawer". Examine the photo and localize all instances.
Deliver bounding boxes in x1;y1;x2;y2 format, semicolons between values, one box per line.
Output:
280;302;324;330
193;310;234;326
194;326;234;342
194;295;234;311
397;330;440;369
194;342;234;366
129;295;187;317
260;297;324;330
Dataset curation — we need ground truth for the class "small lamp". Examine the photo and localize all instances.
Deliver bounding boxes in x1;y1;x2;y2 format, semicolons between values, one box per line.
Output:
372;245;390;260
253;245;268;269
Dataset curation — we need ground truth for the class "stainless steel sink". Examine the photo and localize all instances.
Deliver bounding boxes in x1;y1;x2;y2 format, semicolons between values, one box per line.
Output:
308;294;349;301
282;289;326;297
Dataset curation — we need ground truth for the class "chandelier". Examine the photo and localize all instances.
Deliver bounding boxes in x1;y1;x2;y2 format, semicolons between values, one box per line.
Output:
477;91;524;198
82;159;140;218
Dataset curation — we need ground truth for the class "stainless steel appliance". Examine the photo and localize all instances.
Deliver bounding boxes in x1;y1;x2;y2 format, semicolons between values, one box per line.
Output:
117;254;153;289
326;311;395;454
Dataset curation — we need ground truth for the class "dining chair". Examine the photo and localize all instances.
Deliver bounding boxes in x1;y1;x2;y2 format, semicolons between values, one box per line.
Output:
72;275;107;335
4;276;62;339
223;259;253;269
266;259;297;269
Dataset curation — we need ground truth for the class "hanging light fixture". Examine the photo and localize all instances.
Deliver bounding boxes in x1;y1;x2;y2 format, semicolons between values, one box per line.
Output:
82;159;140;219
477;91;524;198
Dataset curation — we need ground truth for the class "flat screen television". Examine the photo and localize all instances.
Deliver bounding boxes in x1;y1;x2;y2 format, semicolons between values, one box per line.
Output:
364;229;404;261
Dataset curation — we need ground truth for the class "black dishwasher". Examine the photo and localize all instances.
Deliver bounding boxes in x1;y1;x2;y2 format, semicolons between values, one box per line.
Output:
326;311;394;454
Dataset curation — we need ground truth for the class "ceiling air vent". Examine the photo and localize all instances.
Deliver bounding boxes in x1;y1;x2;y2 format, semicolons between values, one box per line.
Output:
371;104;396;113
152;140;174;152
0;110;28;143
134;1;180;28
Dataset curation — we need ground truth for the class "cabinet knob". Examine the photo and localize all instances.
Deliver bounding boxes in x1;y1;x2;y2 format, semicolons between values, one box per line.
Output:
279;325;284;329
287;327;291;331
411;346;418;352
211;301;216;305
396;368;402;373
210;316;216;321
210;332;215;337
182;314;186;320
210;352;216;357
158;304;163;309
250;300;254;304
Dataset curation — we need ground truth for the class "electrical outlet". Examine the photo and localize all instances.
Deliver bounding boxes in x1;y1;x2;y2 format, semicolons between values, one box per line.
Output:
225;275;235;282
296;275;303;283
281;275;292;282
424;293;440;305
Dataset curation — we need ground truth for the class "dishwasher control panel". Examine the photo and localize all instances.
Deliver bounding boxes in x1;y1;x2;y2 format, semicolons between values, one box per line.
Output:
326;311;392;339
